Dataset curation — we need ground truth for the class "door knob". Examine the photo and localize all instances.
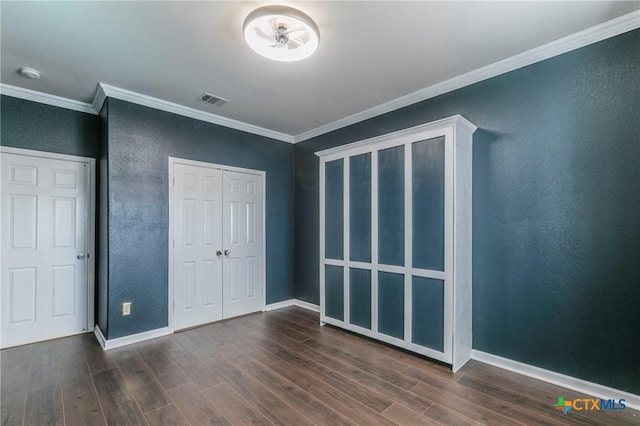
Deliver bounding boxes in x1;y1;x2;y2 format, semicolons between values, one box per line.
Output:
76;254;86;260
216;250;222;256
224;249;231;256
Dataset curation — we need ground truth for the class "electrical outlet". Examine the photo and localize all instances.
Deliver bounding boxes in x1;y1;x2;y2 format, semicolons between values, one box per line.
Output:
122;302;131;316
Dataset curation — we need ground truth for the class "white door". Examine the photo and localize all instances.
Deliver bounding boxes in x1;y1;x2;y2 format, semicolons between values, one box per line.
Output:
222;171;264;319
1;152;90;348
171;160;264;330
173;163;224;330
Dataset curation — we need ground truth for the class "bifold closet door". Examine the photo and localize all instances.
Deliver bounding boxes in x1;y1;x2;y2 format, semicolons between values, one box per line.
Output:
173;164;224;330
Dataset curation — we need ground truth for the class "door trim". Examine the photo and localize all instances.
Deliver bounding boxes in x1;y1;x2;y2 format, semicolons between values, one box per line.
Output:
0;146;96;336
167;157;266;333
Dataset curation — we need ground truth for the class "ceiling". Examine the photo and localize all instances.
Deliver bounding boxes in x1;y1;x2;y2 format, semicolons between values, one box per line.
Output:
2;1;639;140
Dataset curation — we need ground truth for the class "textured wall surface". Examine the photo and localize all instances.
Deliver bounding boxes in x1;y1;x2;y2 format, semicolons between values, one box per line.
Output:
105;99;295;338
294;30;640;393
97;102;109;334
0;95;99;158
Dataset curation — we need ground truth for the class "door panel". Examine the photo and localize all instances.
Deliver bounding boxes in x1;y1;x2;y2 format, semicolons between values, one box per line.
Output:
173;164;223;330
1;153;89;348
222;170;264;319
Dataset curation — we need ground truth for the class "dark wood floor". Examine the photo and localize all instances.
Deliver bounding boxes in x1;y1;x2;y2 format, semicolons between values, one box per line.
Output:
1;307;637;425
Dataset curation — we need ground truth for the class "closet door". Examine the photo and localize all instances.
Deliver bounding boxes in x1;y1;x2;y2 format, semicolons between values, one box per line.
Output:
173;164;224;330
172;161;265;330
222;170;264;319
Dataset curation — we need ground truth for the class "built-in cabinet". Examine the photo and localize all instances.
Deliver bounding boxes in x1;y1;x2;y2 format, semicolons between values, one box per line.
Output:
317;115;476;371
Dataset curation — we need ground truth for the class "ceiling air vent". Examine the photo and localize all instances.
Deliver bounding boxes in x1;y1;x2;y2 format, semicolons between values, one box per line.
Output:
199;92;230;106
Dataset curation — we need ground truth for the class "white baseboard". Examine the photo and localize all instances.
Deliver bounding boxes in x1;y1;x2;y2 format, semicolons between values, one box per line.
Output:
94;325;171;350
293;299;320;312
264;299;295;311
265;299;320;313
471;350;640;411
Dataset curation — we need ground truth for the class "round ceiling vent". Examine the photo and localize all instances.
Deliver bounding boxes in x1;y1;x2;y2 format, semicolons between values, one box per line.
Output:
18;67;41;79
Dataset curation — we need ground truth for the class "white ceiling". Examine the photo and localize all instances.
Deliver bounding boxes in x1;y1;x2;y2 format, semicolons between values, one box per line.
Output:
2;1;639;139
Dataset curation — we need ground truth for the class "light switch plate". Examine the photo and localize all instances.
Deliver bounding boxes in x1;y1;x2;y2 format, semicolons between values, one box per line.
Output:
122;302;131;316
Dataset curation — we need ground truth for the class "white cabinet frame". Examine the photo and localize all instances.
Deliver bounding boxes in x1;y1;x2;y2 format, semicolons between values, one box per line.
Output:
316;115;476;371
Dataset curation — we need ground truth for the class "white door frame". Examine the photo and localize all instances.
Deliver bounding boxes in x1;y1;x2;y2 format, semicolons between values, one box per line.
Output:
168;157;266;333
0;146;96;335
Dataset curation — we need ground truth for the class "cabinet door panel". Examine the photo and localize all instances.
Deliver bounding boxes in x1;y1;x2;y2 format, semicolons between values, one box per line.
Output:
412;137;445;271
349;153;371;262
349;268;371;329
411;276;444;351
378;146;404;266
325;160;344;260
378;271;404;339
325;265;344;321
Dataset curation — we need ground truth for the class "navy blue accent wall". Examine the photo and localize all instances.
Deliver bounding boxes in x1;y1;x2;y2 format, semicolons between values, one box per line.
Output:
104;99;295;339
0;95;99;158
294;30;640;393
97;102;109;334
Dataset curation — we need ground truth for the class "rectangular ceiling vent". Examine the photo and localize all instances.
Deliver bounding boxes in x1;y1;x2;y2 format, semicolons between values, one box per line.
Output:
199;92;230;106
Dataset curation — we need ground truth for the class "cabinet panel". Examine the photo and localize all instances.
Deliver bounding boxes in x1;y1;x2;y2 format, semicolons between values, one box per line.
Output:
378;271;404;339
349;268;371;329
325;159;344;260
378;146;404;266
412;137;445;271
325;265;344;321
411;276;444;352
349;153;371;262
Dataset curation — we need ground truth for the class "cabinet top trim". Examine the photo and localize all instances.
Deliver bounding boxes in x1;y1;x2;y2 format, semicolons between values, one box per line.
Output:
315;114;477;159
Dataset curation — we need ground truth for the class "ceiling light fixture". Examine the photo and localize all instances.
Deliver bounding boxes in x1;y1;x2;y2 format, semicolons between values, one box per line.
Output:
18;67;41;79
243;5;320;62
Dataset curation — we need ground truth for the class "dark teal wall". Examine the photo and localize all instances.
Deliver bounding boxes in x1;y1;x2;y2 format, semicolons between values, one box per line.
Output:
294;30;640;393
97;102;109;334
0;95;99;158
105;99;295;339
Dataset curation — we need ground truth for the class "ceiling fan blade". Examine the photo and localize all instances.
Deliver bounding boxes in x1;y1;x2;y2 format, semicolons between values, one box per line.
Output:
254;27;275;43
284;26;305;34
289;36;304;47
258;33;275;43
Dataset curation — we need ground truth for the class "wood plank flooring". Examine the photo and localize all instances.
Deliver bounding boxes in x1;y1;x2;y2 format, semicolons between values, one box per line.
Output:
1;307;637;425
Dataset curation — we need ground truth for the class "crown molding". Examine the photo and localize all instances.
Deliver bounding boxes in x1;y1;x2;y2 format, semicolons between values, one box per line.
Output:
293;10;640;143
315;114;476;159
92;83;107;115
0;83;97;115
96;83;295;143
